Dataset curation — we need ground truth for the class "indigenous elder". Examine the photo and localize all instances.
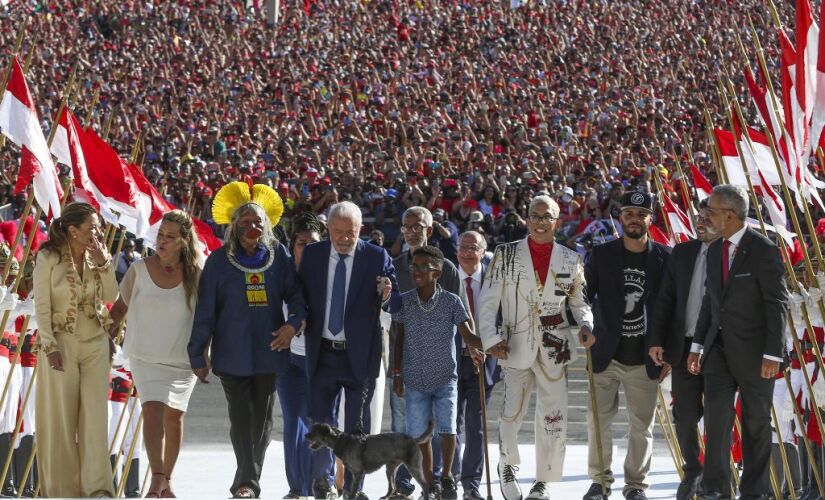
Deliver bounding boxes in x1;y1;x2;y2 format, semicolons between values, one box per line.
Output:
33;202;118;498
584;192;671;500
109;209;202;498
188;182;306;499
299;201;400;499
479;195;594;500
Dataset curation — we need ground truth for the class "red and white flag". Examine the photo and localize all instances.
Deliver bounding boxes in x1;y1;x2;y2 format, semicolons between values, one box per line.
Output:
662;194;695;241
810;0;825;152
754;168;796;247
51;109;103;212
81;128;146;235
713;128;782;186
690;165;714;201
795;0;818;163
0;57;63;217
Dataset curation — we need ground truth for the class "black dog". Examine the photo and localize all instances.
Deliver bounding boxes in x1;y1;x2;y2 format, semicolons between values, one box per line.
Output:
305;420;434;499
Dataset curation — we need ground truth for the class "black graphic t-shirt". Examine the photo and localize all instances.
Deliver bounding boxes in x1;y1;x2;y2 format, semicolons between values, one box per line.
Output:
614;248;647;366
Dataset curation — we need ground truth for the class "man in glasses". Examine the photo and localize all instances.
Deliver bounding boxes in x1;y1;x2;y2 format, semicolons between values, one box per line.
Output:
390;207;463;499
688;185;789;500
583;191;671;500
648;199;719;500
479;195;595;500
453;231;500;500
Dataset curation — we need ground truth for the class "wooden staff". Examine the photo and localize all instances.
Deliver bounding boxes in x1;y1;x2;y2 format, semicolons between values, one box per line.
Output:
108;384;136;456
654;392;684;481
772;402;798;499
111;395;140;478
783;366;825;497
116;409;144;498
139;466;151;498
585;348;609;497
101;103;118;142
477;369;493;500
671;149;699;230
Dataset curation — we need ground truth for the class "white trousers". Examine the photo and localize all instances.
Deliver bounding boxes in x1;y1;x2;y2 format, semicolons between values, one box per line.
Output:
498;357;567;482
0;357;20;434
16;365;35;443
108;397;143;458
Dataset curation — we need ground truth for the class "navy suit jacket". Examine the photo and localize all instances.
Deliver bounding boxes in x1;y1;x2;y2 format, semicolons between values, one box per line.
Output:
455;262;501;387
299;239;401;383
585;238;671;379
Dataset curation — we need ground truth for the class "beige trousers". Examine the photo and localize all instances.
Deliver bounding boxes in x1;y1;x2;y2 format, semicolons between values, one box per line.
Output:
35;330;114;498
586;360;658;494
499;354;567;482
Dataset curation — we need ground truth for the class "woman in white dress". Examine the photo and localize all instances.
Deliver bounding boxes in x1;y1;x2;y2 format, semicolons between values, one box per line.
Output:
109;210;201;498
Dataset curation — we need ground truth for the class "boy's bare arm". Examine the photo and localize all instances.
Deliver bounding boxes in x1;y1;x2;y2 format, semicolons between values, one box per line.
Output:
458;321;482;349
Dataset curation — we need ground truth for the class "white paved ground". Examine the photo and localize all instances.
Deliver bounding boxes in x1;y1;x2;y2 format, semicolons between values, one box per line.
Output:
160;443;681;499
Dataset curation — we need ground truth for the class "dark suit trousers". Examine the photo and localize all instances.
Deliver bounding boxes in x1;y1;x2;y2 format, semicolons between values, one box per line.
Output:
453;357;494;490
309;347;375;494
218;373;277;497
672;339;704;480
702;345;773;496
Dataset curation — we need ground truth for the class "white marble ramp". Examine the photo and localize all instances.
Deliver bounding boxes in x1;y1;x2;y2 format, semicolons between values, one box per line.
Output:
160;443;681;499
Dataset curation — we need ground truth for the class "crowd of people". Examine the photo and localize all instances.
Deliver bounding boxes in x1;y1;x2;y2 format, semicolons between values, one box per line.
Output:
0;0;822;245
1;1;825;500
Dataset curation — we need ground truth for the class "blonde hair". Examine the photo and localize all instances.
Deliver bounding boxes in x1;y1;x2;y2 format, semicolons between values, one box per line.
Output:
161;210;201;310
40;202;97;256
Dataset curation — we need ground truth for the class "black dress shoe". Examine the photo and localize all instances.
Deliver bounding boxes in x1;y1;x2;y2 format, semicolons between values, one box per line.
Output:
624;489;647;500
698;493;731;500
677;476;702;500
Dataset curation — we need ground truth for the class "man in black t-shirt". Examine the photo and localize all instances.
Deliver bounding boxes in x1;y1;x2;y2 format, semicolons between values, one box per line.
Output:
583;192;671;500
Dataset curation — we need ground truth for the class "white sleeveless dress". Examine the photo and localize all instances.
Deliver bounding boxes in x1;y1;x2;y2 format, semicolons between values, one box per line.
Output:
120;260;197;412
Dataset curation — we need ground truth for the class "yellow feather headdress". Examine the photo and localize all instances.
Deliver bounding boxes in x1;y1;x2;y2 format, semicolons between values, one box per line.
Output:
212;180;284;226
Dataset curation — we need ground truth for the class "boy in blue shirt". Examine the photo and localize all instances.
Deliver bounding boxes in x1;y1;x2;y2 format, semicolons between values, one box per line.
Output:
392;246;483;500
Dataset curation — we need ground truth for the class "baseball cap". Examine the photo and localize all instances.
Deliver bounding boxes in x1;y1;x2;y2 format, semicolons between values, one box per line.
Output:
620;191;654;213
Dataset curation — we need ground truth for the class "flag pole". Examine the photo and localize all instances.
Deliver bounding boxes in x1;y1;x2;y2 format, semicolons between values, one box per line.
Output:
671;149;699;229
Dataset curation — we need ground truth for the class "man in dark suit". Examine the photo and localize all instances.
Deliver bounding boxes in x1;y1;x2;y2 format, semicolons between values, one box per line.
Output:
583;192;671;500
453;230;500;500
687;185;789;500
649;200;719;499
299;201;402;500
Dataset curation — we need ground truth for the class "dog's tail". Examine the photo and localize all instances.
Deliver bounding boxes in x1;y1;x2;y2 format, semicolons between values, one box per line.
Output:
414;419;435;444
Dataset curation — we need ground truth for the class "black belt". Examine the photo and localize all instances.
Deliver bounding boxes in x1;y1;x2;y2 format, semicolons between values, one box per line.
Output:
321;338;347;351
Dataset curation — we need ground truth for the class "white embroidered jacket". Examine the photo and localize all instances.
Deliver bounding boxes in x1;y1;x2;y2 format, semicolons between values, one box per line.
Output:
478;238;593;371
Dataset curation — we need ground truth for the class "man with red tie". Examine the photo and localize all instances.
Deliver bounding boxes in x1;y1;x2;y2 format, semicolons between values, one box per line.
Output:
688;184;789;500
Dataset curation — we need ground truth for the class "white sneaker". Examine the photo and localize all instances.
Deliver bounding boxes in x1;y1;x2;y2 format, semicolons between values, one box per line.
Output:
497;462;522;500
525;482;550;500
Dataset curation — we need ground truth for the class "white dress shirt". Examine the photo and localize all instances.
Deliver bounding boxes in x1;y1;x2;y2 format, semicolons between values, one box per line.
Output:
458;265;482;349
691;225;782;362
684;243;709;338
323;245;356;341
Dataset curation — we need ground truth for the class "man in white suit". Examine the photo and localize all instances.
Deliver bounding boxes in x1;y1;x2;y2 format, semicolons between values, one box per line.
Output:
480;195;595;500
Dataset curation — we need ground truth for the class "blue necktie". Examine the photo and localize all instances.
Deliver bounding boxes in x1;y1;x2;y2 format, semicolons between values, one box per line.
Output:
328;253;348;336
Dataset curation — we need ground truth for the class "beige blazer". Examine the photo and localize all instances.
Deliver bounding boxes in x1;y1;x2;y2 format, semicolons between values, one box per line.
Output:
479;238;593;371
33;247;118;354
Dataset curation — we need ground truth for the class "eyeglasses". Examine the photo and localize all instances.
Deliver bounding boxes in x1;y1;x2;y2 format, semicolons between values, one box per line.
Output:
459;245;482;253
408;264;439;273
705;206;735;216
528;214;557;224
401;224;427;234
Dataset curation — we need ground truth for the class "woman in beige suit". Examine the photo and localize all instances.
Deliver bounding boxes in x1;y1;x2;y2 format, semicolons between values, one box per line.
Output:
33;202;118;498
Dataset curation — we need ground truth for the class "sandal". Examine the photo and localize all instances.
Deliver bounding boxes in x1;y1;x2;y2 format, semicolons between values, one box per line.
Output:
159;475;176;498
146;472;167;498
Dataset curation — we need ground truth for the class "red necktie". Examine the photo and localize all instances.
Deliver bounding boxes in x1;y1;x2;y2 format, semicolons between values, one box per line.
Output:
722;239;732;285
465;276;475;318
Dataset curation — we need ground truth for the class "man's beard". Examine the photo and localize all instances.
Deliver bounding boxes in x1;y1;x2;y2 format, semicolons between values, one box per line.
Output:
621;222;648;239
